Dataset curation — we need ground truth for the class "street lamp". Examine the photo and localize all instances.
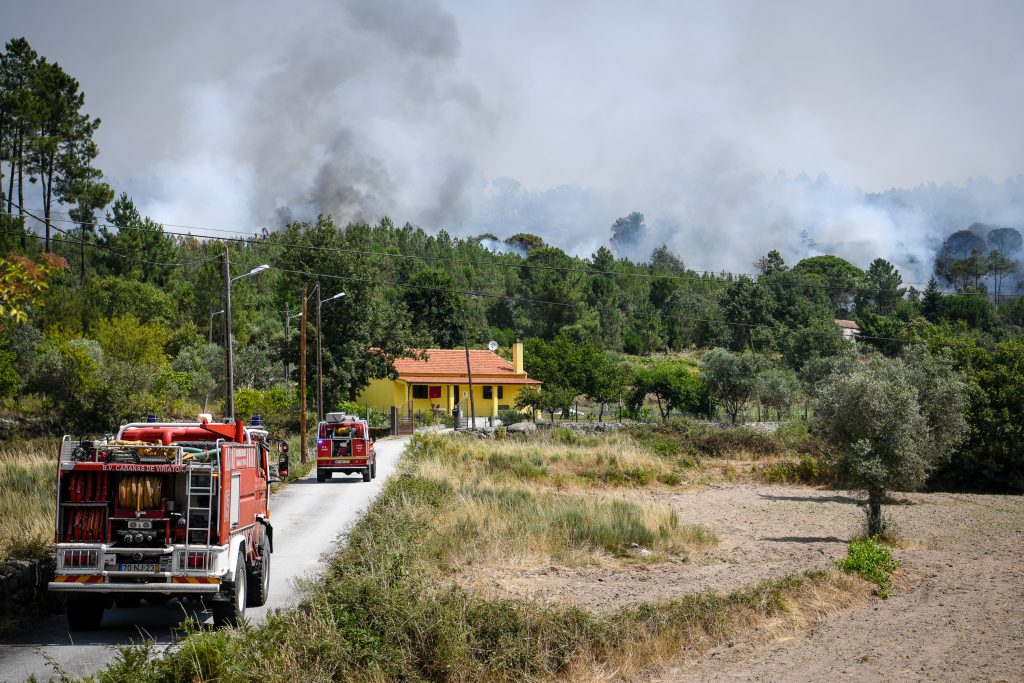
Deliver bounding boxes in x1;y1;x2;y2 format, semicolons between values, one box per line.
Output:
222;255;271;420
209;308;225;343
316;287;346;421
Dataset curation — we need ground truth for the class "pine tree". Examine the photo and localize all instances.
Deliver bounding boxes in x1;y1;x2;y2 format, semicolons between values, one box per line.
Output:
922;277;942;322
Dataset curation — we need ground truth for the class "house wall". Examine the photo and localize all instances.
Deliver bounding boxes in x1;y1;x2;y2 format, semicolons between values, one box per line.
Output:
357;379;406;412
357;379;534;417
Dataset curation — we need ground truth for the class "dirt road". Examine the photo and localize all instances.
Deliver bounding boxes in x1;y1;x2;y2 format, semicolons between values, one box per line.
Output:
0;437;409;683
657;485;1024;682
460;482;1024;682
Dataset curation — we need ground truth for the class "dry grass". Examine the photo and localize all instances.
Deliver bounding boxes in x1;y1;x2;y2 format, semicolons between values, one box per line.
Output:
0;440;57;562
421;430;688;490
559;571;873;683
410;434;716;571
93;434;880;683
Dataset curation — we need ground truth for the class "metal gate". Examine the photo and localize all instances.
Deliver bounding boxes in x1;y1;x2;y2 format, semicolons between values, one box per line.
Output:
393;401;415;435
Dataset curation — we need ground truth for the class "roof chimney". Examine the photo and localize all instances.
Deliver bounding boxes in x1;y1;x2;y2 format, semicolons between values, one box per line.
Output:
512;340;524;375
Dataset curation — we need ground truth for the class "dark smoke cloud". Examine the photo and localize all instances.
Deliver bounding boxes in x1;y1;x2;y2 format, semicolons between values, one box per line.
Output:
5;1;1024;282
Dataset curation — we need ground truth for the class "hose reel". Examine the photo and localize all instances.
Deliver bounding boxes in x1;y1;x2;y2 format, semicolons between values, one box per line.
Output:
118;475;163;510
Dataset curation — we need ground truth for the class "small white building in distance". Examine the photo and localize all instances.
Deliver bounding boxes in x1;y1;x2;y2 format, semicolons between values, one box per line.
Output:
834;319;860;341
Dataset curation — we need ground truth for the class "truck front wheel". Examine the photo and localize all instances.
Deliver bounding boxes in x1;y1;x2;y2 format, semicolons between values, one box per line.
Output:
212;553;247;627
370;460;377;479
67;596;105;631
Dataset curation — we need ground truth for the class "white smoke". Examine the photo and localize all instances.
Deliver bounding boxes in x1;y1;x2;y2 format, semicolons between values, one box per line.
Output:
11;1;1024;284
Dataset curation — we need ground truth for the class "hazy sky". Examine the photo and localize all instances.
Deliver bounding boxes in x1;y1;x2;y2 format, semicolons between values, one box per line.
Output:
5;0;1024;276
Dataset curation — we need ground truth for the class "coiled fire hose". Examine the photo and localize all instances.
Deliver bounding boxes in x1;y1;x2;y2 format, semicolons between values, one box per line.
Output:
118;475;163;510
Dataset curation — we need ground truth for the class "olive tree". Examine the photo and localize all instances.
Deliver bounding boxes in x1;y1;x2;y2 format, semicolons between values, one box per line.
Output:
700;348;766;422
628;360;702;422
814;351;969;535
756;367;800;420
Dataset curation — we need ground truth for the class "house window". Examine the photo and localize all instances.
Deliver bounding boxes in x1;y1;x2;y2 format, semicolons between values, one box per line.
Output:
412;385;428;399
483;386;493;400
498;386;504;399
428;386;442;399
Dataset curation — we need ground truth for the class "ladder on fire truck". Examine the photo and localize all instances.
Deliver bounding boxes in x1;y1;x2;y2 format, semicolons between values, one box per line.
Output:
184;462;217;549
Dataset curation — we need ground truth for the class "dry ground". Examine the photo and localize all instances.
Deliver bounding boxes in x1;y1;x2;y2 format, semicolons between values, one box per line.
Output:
460;482;1024;683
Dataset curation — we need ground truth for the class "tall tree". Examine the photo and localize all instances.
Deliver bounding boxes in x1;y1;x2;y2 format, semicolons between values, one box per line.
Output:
609;211;645;251
857;258;906;314
986;250;1016;303
29;57;105;252
792;255;865;317
403;268;464;348
0;39;39;220
754;249;787;276
720;275;775;352
921;277;942;322
515;247;585;339
97;193;179;285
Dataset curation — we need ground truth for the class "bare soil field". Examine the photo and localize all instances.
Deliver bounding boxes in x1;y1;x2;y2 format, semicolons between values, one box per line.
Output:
461;482;1024;682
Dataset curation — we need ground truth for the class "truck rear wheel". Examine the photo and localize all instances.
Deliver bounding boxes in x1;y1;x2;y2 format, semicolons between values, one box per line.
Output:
370;460;377;479
246;536;271;607
362;466;371;482
212;553;247;627
67;596;105;631
113;594;142;609
316;468;326;483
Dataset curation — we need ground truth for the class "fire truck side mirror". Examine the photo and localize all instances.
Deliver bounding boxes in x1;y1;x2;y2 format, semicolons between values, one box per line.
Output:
278;441;289;454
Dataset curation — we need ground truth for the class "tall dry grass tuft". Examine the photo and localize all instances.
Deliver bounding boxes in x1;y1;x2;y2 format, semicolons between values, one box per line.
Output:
420;431;688;490
0;440;57;562
410;433;715;570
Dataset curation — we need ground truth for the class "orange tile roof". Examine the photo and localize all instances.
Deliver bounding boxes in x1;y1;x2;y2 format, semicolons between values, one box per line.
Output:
834;319;860;330
392;349;541;385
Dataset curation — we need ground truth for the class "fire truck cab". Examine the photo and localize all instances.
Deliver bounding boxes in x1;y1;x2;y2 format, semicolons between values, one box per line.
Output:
316;413;376;483
50;418;285;630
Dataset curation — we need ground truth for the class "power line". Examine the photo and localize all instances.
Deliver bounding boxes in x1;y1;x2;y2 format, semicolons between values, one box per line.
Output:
0;213;973;347
6;206;1011;298
270;265;933;345
3;208;219;268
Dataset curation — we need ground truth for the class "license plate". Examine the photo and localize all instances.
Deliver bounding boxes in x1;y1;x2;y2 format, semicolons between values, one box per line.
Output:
118;563;159;572
334;459;350;464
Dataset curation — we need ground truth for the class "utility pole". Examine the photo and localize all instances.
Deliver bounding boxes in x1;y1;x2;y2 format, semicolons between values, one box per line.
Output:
222;246;234;420
300;285;308;465
462;313;476;429
315;282;323;422
284;301;290;388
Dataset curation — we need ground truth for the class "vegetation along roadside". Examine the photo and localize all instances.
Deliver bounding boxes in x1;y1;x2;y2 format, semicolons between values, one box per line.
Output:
91;432;882;683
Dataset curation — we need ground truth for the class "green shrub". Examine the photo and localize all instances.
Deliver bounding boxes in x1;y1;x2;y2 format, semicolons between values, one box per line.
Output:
486;451;547;480
756;455;834;485
657;472;682;486
835;538;900;597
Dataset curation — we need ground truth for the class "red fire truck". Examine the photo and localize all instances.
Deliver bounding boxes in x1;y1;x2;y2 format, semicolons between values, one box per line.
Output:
316;413;376;483
49;418;287;630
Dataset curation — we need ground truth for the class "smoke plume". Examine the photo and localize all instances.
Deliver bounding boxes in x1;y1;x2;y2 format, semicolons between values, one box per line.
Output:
9;1;1024;283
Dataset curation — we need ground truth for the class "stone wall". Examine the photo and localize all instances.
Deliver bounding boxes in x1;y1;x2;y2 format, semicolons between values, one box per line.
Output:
0;557;55;621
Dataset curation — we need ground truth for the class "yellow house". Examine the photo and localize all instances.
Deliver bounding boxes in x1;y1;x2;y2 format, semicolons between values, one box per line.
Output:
357;342;541;417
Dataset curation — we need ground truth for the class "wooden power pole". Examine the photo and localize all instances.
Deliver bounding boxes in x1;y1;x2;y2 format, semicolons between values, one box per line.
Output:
299;285;308;465
462;314;476;429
